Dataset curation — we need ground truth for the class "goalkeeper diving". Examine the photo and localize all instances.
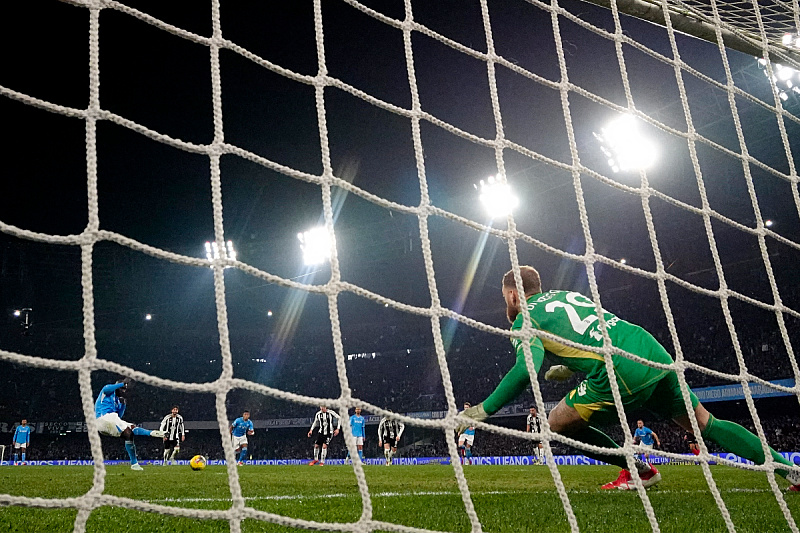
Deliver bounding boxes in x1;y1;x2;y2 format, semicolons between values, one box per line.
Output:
458;266;800;490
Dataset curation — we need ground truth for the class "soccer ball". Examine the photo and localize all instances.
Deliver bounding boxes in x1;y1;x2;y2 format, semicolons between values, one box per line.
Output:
189;455;207;471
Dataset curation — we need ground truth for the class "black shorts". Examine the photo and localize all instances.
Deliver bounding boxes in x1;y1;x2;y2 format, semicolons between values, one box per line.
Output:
164;439;179;450
381;433;398;446
314;433;332;446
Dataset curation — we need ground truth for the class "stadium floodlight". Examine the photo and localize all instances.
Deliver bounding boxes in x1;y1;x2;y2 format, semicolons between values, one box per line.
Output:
298;226;332;266
620;258;627;265
13;310;21;317
765;219;774;227
267;310;273;317
758;56;800;102
145;314;152;321
475;175;519;219
204;240;236;267
593;114;658;173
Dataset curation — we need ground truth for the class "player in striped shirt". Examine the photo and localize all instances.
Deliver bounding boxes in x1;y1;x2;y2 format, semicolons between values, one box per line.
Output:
378;414;405;466
12;419;31;465
159;406;186;465
457;266;800;491
526;407;544;465
308;406;340;466
95;379;165;471
345;407;366;464
230;410;255;466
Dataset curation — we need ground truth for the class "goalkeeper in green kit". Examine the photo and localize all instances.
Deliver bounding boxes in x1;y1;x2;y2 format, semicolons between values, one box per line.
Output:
458;266;800;490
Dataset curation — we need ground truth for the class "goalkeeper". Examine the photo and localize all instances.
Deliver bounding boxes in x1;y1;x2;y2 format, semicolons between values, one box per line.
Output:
458;266;800;490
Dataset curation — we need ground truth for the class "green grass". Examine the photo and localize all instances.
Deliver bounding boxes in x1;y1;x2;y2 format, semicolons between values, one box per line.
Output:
0;464;798;532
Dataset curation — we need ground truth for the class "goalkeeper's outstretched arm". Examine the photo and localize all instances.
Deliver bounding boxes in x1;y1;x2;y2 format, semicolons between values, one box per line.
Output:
457;337;546;432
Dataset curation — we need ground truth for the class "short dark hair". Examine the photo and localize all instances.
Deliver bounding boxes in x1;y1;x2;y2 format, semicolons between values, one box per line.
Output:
243;410;250;414
463;402;471;408
502;266;542;296
172;406;179;410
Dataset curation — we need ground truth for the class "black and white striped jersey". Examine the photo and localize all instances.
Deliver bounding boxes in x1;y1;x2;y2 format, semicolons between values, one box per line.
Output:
527;413;541;434
378;417;405;440
159;414;185;441
310;410;341;436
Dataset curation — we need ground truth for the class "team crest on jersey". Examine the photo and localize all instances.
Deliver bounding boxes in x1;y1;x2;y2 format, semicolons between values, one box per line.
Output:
577;381;588;397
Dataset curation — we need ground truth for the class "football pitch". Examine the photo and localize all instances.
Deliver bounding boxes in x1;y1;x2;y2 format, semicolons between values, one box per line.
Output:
0;464;797;532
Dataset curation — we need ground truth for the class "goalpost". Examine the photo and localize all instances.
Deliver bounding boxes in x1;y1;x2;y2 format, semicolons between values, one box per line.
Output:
0;0;798;532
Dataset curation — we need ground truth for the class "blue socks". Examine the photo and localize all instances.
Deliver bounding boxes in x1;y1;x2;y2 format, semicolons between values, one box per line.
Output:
21;452;26;462
13;453;18;462
132;427;152;437
238;448;248;462
358;450;363;460
124;441;138;465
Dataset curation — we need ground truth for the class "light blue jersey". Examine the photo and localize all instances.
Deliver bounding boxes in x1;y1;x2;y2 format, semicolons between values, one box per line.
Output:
350;414;365;438
231;417;254;437
462;427;476;437
635;426;655;446
95;383;126;418
13;425;31;445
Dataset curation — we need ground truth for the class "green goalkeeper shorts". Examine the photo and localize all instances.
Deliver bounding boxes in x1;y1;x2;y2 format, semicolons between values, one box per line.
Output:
563;329;700;426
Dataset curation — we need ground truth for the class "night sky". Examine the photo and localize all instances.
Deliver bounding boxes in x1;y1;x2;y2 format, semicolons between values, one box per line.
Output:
1;0;798;376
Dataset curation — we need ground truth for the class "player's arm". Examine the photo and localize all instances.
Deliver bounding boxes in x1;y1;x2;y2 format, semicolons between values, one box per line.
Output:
230;421;235;435
330;410;341;436
179;417;186;441
247;421;255;435
308;414;319;437
396;421;405;441
377;419;384;445
651;430;661;446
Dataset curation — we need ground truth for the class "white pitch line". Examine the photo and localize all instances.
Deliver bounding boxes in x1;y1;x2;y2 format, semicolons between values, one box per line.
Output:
146;487;777;504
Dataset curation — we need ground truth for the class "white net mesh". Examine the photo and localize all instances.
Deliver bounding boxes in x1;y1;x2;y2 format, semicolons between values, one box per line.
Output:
0;0;799;532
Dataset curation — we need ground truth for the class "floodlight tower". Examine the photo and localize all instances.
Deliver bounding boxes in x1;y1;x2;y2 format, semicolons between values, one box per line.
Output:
204;240;236;267
593;114;658;173
298;227;332;266
475;175;519;219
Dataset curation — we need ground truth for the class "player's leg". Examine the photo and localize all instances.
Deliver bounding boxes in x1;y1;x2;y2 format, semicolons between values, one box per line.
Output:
163;440;171;464
674;401;797;483
383;441;391;465
120;427;143;470
320;443;328;465
20;445;26;463
357;443;363;461
551;394;658;489
464;443;472;465
13;443;19;464
238;444;247;465
169;442;179;464
457;436;466;464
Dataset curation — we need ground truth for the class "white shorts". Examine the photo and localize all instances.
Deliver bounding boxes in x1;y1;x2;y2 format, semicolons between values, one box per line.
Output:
13;442;27;449
96;413;133;437
232;435;248;448
459;434;475;446
353;436;364;446
640;442;654;450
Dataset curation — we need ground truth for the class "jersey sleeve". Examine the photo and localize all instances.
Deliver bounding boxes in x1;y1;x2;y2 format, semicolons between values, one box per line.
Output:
101;383;125;395
481;326;546;415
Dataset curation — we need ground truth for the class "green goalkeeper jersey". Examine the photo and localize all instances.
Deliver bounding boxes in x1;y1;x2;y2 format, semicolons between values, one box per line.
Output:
483;290;673;414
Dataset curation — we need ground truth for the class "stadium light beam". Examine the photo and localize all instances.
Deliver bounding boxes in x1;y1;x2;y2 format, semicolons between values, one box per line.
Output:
13;310;21;317
593;114;658;173
145;313;152;321
758;55;800;103
475;176;519;219
298;226;332;266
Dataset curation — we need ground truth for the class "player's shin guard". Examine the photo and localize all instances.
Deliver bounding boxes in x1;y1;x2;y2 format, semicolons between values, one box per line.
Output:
358;450;363;460
124;441;138;465
170;448;178;462
13;453;18;463
21;452;26;462
321;448;327;463
132;427;152;437
701;415;794;477
314;447;320;461
238;447;248;463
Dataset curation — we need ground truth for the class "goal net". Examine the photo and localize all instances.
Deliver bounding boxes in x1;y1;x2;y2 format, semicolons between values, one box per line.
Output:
0;0;798;532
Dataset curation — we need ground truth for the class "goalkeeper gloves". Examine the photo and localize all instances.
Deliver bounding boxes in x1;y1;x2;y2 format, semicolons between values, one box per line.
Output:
455;403;488;434
544;365;574;382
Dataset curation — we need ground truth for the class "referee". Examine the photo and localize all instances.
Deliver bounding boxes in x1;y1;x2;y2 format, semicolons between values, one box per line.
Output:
159;406;186;465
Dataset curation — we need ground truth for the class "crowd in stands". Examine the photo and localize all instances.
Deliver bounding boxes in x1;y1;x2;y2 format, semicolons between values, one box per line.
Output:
1;270;798;463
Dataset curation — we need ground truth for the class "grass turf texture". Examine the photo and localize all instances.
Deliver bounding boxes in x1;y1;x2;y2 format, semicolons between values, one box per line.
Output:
0;464;797;532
